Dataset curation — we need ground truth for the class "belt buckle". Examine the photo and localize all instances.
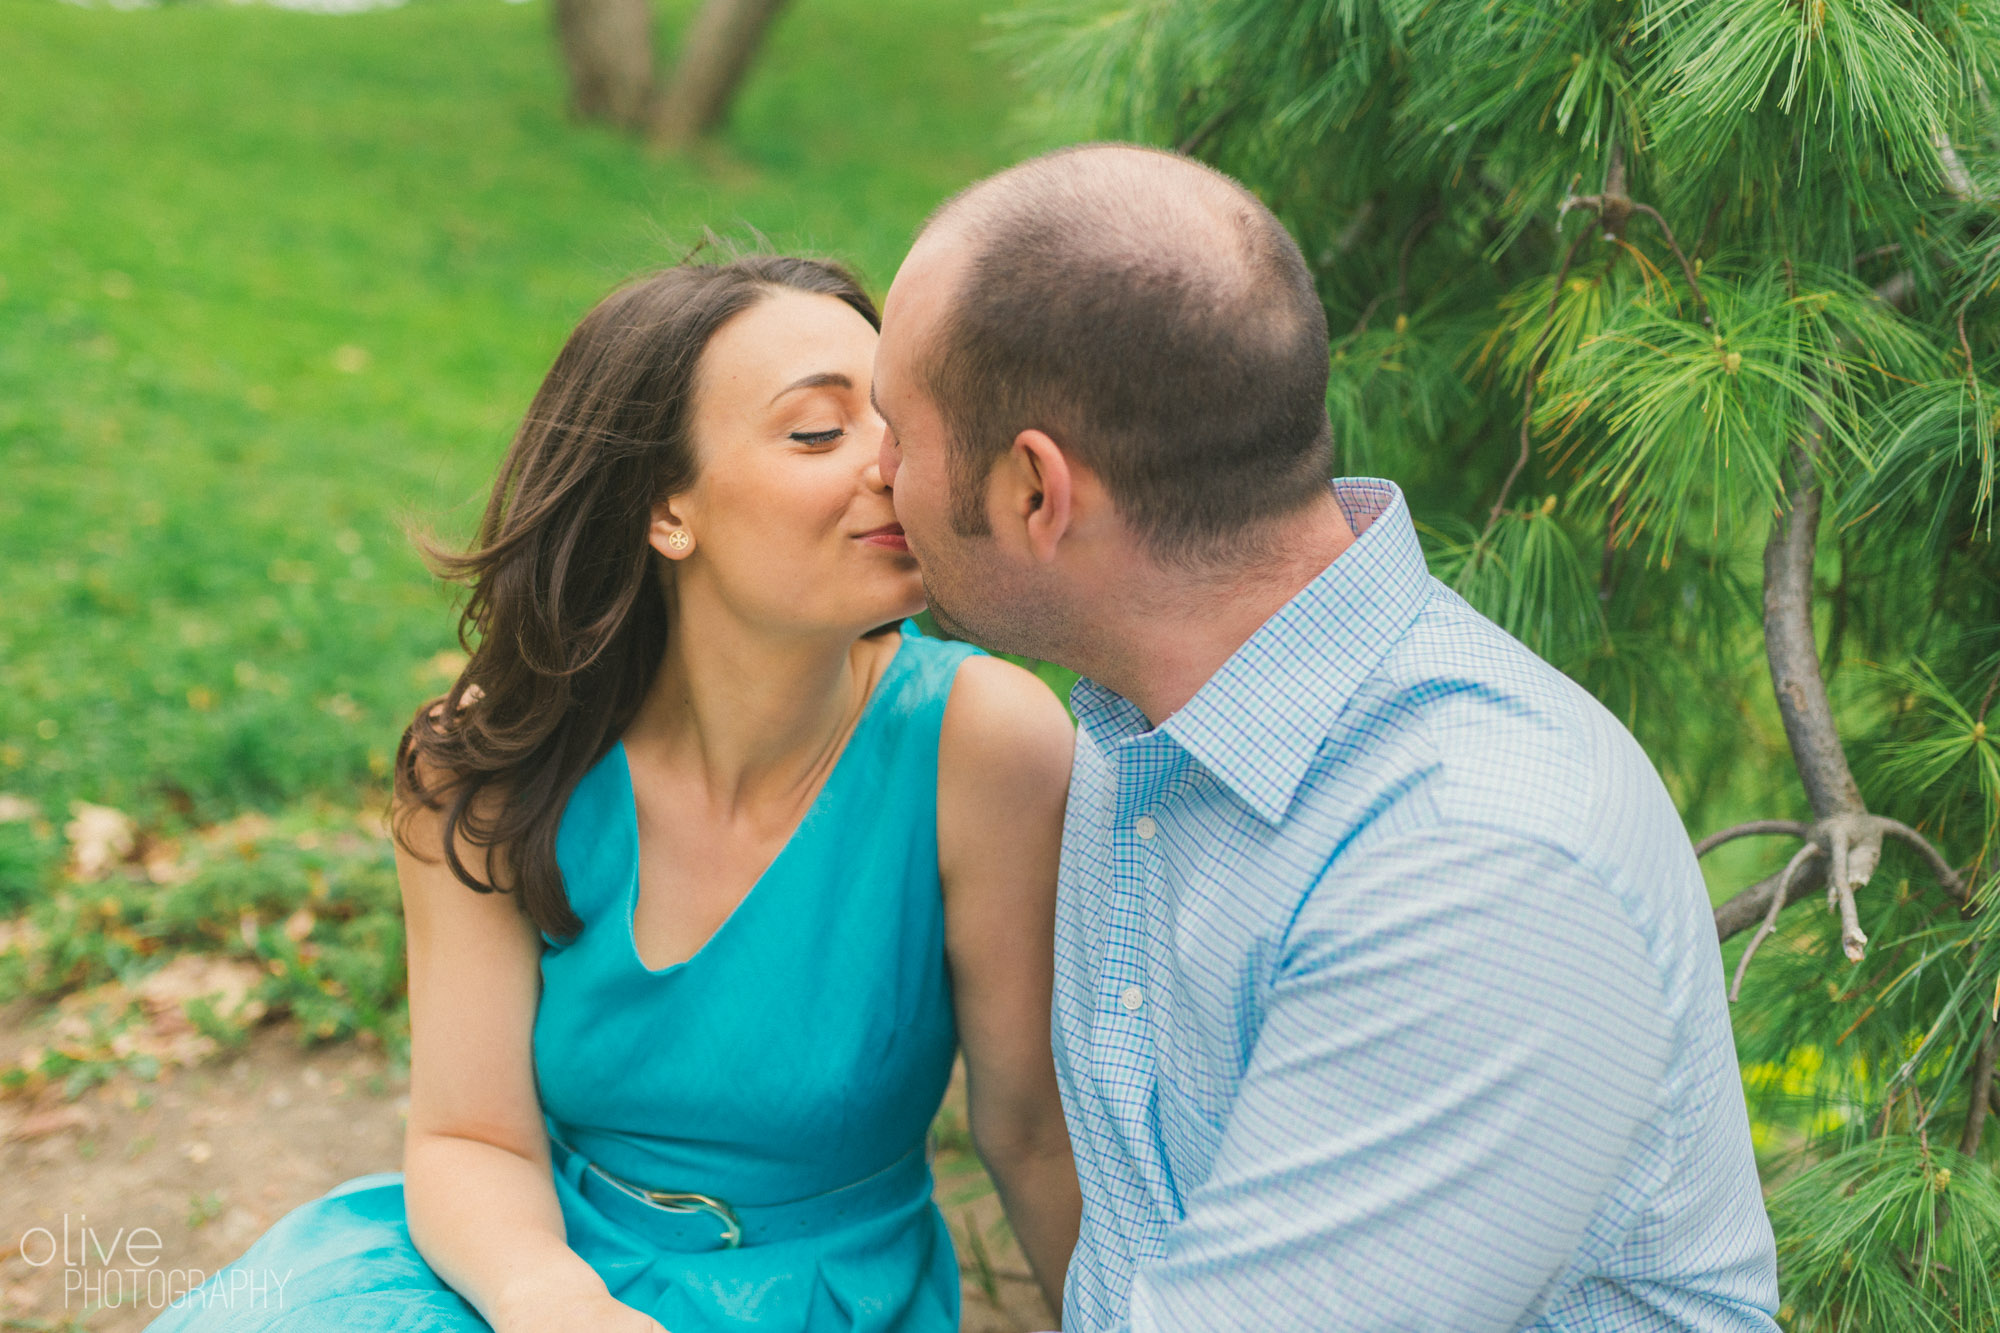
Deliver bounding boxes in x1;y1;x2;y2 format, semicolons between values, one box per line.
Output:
642;1189;744;1249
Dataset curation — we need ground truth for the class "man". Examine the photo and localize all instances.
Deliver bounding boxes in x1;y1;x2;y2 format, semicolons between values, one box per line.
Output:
871;142;1781;1331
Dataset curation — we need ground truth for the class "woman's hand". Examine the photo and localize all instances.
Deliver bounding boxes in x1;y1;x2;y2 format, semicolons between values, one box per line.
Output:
583;1295;669;1333
493;1276;668;1333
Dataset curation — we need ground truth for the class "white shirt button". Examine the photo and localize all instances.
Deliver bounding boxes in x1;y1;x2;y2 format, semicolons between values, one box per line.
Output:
1133;815;1158;840
1120;985;1145;1012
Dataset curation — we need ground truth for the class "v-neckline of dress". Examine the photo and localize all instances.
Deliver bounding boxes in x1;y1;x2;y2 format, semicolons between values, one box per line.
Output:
614;631;911;977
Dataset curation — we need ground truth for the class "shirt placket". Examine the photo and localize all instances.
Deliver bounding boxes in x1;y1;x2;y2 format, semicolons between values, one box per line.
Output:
1098;732;1184;1228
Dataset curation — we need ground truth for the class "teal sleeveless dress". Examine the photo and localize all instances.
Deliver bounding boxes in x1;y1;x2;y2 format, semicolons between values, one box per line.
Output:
144;622;982;1332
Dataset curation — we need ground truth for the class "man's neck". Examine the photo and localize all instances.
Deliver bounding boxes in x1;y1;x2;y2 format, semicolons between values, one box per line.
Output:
1080;491;1358;727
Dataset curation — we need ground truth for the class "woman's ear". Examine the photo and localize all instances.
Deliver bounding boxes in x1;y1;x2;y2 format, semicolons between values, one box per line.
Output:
647;499;696;560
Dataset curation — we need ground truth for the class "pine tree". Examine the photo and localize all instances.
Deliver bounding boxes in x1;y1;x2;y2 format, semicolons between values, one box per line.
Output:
1008;1;2000;1324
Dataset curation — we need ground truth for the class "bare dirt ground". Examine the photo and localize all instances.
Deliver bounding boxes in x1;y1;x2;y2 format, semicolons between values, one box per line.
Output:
0;1005;1054;1333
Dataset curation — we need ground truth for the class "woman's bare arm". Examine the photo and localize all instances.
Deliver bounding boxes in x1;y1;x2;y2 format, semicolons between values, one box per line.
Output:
395;756;658;1332
938;656;1082;1321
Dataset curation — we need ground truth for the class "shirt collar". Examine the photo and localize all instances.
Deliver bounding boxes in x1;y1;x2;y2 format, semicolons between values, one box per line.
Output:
1069;477;1432;824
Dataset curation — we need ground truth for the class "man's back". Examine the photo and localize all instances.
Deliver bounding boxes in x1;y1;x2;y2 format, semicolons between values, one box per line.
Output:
1053;477;1779;1332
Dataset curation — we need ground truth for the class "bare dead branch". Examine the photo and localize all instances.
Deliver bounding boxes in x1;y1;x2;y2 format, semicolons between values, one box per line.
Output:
1829;820;1871;963
1695;820;1812;859
1599;490;1625;601
1325;196;1379;264
1961;1011;1997;1156
1934;130;1992;204
1483;225;1593;537
1692;196;1728;261
1347;293;1386;340
1876;818;1970;901
1731;842;1824;1002
1828;818;1850;911
1396;207;1441;314
1485;381;1540;540
1627;201;1709;326
1716;852;1829;941
1711;811;1967;941
1177;99;1242;157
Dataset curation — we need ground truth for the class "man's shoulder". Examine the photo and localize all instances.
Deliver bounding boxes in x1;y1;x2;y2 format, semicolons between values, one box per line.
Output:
1325;580;1681;864
1303;582;1718;982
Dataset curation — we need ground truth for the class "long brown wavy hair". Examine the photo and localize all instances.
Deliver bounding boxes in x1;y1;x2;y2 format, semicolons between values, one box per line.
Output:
391;255;881;943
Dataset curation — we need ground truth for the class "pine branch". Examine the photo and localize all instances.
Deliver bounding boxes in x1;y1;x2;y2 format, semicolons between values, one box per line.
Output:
1553;142;1707;326
1712;433;1969;957
1766;437;1867;822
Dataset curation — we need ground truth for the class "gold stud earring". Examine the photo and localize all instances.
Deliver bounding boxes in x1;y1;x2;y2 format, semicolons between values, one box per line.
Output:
666;530;691;552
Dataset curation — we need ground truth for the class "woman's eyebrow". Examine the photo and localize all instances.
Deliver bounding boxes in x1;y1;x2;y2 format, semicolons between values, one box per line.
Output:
768;371;853;405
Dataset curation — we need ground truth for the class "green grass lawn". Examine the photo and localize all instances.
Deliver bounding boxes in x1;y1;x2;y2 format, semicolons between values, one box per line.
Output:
0;0;1070;837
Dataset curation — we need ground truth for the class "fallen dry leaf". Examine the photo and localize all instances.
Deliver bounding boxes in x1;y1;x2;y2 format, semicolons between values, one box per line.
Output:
3;956;275;1092
144;837;196;885
199;812;275;850
133;954;267;1026
0;917;40;956
0;793;39;822
64;801;136;880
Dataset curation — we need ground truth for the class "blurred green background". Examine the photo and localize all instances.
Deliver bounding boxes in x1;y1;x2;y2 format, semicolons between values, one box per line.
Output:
0;0;1067;831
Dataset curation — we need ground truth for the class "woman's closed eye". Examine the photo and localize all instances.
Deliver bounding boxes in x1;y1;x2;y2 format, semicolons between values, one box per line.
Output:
789;427;845;446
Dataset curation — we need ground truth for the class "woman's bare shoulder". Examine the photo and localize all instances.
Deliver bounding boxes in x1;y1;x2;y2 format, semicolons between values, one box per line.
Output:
938;655;1075;811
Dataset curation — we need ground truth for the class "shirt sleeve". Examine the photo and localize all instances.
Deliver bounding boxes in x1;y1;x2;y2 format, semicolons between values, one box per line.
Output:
1122;825;1677;1332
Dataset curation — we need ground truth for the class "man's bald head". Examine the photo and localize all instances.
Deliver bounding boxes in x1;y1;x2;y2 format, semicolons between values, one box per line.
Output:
906;143;1332;564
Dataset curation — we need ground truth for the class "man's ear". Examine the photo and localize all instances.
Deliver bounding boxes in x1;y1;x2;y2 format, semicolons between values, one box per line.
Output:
1007;429;1074;564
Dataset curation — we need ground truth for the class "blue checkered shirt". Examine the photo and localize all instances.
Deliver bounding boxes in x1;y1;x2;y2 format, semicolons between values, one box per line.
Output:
1051;477;1780;1332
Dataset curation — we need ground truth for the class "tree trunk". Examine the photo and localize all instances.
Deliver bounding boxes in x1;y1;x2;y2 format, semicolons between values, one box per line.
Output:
650;0;791;148
554;0;659;131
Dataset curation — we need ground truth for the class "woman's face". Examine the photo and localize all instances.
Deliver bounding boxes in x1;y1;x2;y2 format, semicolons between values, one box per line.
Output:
660;287;924;637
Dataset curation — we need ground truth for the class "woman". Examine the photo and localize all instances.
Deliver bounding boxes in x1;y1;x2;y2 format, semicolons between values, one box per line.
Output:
145;255;1082;1332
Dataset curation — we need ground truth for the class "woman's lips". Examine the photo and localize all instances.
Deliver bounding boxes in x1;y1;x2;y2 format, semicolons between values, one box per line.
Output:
858;524;910;552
